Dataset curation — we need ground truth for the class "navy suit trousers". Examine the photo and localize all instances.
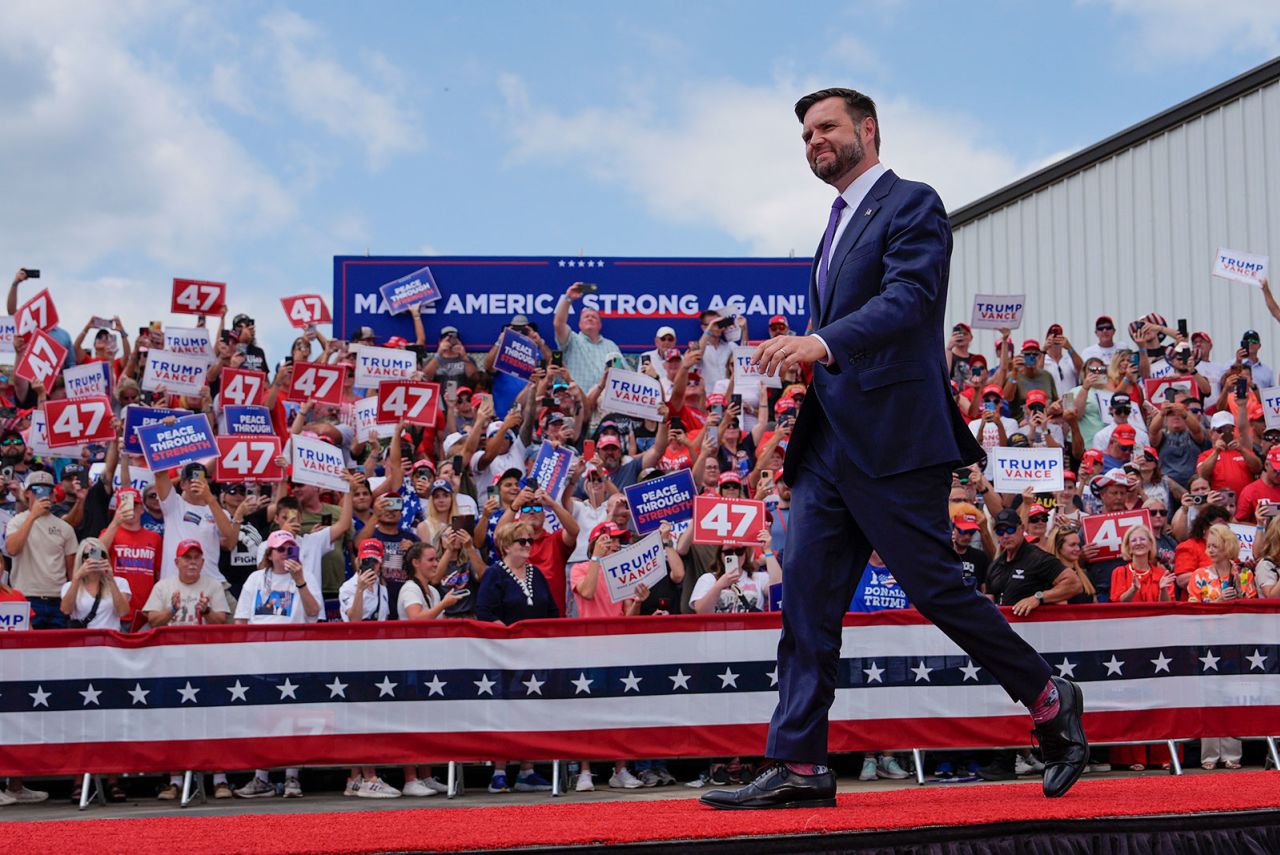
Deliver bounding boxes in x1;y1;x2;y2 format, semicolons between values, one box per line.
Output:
765;405;1053;764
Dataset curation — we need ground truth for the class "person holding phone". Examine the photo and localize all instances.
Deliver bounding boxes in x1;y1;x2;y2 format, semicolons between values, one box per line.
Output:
99;487;164;630
1148;393;1209;488
1249;513;1280;599
355;493;419;609
1197;409;1261;497
553;281;619;391
415;478;460;546
155;461;240;588
5;471;79;629
1236;446;1280;524
216;483;272;600
61;537;132;630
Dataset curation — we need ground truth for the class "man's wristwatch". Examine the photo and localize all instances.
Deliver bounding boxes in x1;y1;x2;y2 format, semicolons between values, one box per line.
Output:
1034;590;1045;602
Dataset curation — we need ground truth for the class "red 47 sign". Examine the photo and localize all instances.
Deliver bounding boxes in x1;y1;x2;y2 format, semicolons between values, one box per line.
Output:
14;329;69;387
376;381;440;426
16;289;59;336
214;436;285;483
280;294;332;328
43;397;115;448
1081;510;1153;561
218;368;268;408
692;495;766;548
286;361;346;405
171;278;226;315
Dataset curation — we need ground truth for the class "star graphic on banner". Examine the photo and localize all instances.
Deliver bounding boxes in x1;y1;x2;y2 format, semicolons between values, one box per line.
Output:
128;683;150;705
1103;655;1125;676
558;260;566;267
79;684;102;706
586;260;596;268
1247;649;1269;671
277;679;298;700
669;669;690;690
621;671;642;692
912;661;933;683
29;686;50;708
718;668;739;689
228;681;249;702
178;682;200;704
960;661;982;682
522;675;545;696
863;662;885;684
425;674;447;697
326;677;348;698
1056;658;1077;679
571;673;594;695
375;676;398;698
578;260;587;267
766;667;778;687
1150;652;1172;674
595;260;604;267
1199;651;1221;672
474;674;496;696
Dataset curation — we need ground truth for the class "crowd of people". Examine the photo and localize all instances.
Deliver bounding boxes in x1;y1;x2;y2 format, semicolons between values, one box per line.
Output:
2;268;1278;807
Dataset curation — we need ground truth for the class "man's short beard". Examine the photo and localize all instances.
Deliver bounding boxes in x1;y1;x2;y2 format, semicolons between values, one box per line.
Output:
811;135;865;181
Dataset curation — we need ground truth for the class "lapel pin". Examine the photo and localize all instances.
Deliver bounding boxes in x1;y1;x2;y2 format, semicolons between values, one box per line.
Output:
865;208;873;216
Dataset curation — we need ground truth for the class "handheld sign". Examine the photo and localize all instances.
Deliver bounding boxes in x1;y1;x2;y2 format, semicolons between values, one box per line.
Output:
0;315;16;352
600;530;668;604
530;443;575;499
354;396;395;442
14;328;68;387
1142;377;1194;404
287;362;347;406
732;346;781;390
62;361;112;401
291;433;350;492
1230;523;1257;561
970;293;1026;330
493;328;540;380
625;468;697;534
217;368;268;408
215;436;285;483
1081;510;1153;561
379;265;442;314
376;380;439;426
991;446;1064;494
135;412;219;473
692;495;766;548
122;405;191;455
0;600;30;632
164;327;214;358
43;397;114;448
280;293;332;328
141;350;209;397
28;410;86;459
171;277;226;315
1259;386;1280;431
353;345;417;388
1212;247;1268;287
600;368;664;421
15;289;59;336
223;405;276;436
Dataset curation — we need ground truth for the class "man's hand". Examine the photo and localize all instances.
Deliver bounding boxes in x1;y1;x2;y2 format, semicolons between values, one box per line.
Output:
566;282;585;301
753;334;827;377
30;496;52;519
1011;595;1041;617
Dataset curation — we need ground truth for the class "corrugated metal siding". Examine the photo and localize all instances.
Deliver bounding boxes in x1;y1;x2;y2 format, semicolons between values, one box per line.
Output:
950;79;1280;366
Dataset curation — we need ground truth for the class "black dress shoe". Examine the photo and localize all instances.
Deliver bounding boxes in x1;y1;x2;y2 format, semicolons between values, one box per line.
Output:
699;764;836;810
1033;676;1088;798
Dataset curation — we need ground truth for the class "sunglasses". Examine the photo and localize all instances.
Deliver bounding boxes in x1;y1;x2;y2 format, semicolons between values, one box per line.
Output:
511;537;535;547
994;525;1019;536
222;485;248;495
1096;324;1115;332
2;438;23;446
1188;407;1203;415
520;504;544;514
1149;509;1168;516
586;476;603;483
119;393;140;402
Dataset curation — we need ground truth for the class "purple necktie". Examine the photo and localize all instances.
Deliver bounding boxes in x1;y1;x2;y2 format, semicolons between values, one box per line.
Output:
817;195;848;309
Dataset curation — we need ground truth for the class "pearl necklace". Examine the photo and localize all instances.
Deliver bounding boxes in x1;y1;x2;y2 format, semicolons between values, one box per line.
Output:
503;560;535;607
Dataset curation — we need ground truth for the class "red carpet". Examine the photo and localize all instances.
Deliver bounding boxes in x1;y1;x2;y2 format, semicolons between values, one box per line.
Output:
3;773;1278;853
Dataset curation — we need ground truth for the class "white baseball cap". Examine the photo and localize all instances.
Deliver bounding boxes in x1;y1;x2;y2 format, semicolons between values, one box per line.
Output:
656;326;676;338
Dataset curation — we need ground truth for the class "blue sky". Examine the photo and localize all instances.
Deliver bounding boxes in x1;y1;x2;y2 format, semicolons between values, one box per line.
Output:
2;0;1278;357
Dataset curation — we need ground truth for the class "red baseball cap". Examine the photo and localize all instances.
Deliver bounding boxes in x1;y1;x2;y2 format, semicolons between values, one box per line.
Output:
954;322;972;334
968;354;988;368
1027;504;1049;518
1191;331;1212;346
1267;446;1280;468
663;347;682;361
1026;389;1048;406
1096;315;1115;327
1142;445;1160;460
1112;424;1137;446
981;384;1004;399
768;315;788;328
1063;470;1077;482
1081;449;1105;467
597;434;622;450
718;471;743;487
384;336;409;349
951;512;980;532
775;398;798;414
1021;339;1041;352
175;539;203;558
358;539;385;560
588;521;631;543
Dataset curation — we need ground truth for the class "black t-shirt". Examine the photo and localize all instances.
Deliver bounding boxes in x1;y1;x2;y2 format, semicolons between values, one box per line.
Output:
639;569;683;616
986;542;1064;606
1083;556;1125;603
238;344;268;375
219;509;269;599
73;480;113;541
955;546;990;591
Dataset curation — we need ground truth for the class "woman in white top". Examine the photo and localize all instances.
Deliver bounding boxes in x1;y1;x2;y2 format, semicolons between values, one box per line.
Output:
568;464;615;564
60;537;131;630
415;480;459;549
1251;514;1280;598
690;528;781;614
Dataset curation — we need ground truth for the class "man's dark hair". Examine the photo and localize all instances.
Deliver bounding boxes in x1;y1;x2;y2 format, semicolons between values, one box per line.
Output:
276;496;300;515
794;88;880;152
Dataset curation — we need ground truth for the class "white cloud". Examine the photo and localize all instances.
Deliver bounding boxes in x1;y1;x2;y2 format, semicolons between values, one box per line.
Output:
1096;0;1280;59
500;75;1034;254
263;10;424;171
826;35;879;72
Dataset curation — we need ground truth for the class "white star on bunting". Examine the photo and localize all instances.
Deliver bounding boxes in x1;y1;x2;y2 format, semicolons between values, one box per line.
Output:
668;669;690;690
959;661;982;682
79;684;102;706
1103;656;1125;676
621;671;642;692
178;682;200;704
766;668;778;687
863;663;885;684
29;686;50;708
1056;658;1077;679
1150;652;1172;674
326;677;348;698
1247;649;1268;671
375;676;398;697
227;681;249;702
571;673;594;695
911;661;933;682
425;674;447;697
718;668;739;689
522;675;545;696
1198;651;1220;672
128;683;150;705
474;675;496;696
277;679;298;700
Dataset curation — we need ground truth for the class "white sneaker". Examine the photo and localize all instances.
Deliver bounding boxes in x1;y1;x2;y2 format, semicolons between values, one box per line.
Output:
344;778;361;797
234;777;275;799
877;756;910;780
5;786;48;803
1015;754;1036;776
401;779;435;797
609;768;643;789
0;789;17;806
638;769;661;788
421;776;449;794
859;757;878;781
356;777;401;799
283;776;303;798
575;771;595;792
684;772;710;788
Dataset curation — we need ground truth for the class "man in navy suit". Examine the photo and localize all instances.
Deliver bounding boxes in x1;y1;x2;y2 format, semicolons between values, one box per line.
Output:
701;88;1087;810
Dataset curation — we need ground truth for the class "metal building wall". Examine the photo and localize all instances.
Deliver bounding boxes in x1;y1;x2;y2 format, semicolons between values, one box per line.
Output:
949;77;1280;367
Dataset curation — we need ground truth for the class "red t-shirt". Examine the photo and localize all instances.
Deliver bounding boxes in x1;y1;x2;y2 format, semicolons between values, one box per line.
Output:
529;528;574;614
1196;448;1254;496
1236;478;1280;524
0;587;34;625
659;444;695;473
101;525;163;625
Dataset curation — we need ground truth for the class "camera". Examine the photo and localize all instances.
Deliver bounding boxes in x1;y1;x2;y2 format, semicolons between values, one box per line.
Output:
1190;494;1206;505
714;316;735;329
22;269;40;279
578;283;599;294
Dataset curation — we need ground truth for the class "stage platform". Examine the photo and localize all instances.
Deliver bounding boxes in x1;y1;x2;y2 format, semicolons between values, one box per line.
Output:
2;770;1277;853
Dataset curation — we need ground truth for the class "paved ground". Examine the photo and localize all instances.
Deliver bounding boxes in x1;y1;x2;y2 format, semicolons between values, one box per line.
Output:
1;765;1231;823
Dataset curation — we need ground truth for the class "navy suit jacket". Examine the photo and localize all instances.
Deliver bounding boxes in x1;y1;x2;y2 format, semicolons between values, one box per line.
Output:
784;169;985;482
